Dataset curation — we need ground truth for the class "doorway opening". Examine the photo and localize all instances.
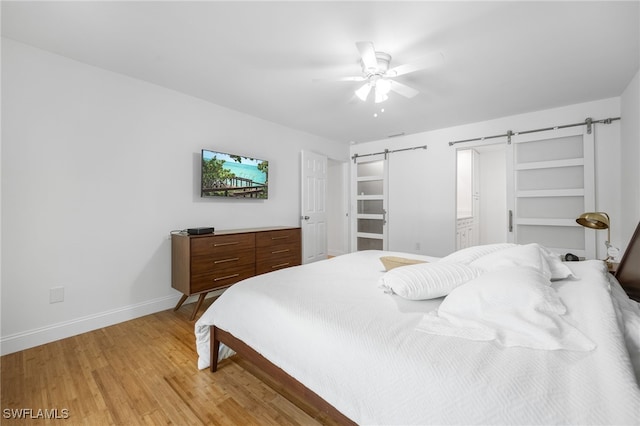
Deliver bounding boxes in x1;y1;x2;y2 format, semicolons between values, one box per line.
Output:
456;144;507;250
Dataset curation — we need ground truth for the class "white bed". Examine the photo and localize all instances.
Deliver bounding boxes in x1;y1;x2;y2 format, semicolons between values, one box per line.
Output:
195;246;640;425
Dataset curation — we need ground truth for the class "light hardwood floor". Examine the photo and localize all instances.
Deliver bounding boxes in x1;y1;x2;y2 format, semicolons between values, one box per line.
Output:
1;299;339;425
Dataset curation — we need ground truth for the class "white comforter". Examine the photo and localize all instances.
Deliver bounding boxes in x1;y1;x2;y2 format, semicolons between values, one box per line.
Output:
195;250;640;425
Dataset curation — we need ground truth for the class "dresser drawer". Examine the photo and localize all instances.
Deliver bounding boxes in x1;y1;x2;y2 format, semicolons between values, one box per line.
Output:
256;228;300;248
256;229;301;275
191;264;256;293
256;242;301;263
256;252;300;275
191;248;255;276
191;233;255;257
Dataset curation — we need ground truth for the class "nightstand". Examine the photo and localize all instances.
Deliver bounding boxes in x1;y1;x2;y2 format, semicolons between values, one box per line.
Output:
607;262;619;275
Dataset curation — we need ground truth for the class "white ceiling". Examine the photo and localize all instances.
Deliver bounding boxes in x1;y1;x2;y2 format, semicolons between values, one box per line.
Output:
2;1;638;144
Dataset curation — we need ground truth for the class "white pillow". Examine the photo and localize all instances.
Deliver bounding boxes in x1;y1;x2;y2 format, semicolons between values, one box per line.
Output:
470;243;552;281
379;262;483;300
438;243;516;264
533;243;576;281
415;267;596;351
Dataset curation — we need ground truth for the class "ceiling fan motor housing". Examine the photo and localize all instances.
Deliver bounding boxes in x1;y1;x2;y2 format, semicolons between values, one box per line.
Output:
362;51;391;75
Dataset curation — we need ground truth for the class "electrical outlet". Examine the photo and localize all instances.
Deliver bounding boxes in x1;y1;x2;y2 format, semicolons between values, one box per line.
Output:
415;242;421;250
50;287;64;304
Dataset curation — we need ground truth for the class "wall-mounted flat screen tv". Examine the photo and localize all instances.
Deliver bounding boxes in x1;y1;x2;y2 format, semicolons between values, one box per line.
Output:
201;149;268;199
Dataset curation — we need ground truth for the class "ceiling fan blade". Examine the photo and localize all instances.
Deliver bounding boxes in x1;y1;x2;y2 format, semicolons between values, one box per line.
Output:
356;41;378;71
313;76;366;83
389;80;419;98
387;52;444;77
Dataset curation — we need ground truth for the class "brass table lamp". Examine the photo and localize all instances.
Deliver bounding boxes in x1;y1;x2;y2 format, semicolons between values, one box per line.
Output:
576;212;618;264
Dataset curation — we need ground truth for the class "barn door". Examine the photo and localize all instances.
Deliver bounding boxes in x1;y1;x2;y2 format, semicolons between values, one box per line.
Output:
507;126;595;258
352;154;388;251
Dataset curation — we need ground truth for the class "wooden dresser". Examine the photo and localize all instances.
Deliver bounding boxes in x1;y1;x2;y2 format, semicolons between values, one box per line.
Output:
171;226;301;319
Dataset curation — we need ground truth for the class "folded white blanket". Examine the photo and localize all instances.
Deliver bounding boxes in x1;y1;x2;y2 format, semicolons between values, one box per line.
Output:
415;266;595;351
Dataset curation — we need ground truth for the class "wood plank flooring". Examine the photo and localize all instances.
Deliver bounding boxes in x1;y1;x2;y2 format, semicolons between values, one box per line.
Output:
1;300;339;425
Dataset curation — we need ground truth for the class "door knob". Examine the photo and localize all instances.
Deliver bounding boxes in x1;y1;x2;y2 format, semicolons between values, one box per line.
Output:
301;215;310;220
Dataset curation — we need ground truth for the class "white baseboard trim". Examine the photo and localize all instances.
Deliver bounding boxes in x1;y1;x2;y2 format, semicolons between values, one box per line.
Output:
0;294;184;356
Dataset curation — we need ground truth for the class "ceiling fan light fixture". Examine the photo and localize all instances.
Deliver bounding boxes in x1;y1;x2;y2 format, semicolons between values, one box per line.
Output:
355;83;372;101
374;89;388;104
376;79;391;96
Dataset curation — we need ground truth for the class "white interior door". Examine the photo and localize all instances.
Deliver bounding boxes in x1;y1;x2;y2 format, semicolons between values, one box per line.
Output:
301;150;327;263
507;126;595;258
351;154;388;251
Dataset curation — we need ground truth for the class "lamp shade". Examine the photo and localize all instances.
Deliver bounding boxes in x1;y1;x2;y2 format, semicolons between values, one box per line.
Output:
576;212;610;230
376;78;391;96
355;83;372;101
576;212;615;263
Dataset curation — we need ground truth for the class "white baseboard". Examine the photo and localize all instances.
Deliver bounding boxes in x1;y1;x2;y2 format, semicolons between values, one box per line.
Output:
0;294;184;356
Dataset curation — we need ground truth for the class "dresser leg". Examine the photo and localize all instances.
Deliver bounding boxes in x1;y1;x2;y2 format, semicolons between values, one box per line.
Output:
190;293;208;321
174;294;188;311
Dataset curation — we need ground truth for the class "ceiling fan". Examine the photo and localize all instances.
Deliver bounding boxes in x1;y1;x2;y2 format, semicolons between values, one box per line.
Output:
330;41;443;103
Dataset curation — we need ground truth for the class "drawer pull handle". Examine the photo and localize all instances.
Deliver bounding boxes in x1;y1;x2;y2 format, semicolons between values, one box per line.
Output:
271;236;289;240
213;241;239;247
214;273;240;282
271;249;290;254
272;262;290;269
214;257;239;264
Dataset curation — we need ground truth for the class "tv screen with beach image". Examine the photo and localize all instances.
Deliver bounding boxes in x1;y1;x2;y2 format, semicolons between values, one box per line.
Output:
201;149;268;199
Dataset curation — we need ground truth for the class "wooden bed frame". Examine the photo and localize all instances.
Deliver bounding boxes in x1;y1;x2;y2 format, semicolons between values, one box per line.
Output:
615;220;640;301
210;326;356;425
208;221;640;424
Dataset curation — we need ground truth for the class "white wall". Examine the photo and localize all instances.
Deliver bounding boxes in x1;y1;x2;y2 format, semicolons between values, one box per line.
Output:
388;148;431;253
0;39;348;354
351;98;623;259
620;69;640;251
327;160;349;256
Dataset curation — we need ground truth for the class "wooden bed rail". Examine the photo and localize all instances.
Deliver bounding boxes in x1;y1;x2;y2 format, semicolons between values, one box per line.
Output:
210;326;356;425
